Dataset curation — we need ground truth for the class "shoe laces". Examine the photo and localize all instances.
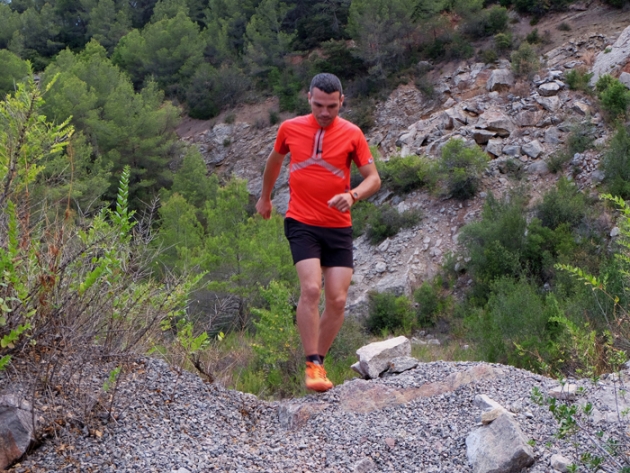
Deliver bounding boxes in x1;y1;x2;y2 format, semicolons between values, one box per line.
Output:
307;362;328;379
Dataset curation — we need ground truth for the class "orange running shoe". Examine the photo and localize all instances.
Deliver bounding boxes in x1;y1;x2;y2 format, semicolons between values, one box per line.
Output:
305;361;333;392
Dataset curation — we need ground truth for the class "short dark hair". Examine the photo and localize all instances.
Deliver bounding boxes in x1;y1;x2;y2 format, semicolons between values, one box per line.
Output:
310;73;343;96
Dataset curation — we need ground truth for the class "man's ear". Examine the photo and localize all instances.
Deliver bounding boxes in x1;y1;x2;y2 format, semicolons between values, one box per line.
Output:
339;94;345;107
307;91;312;102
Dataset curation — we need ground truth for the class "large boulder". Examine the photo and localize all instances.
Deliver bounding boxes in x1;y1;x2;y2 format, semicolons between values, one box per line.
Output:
0;393;34;470
486;69;514;92
466;411;535;473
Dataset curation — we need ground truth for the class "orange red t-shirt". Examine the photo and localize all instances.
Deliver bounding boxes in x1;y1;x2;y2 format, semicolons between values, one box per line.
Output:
274;114;373;228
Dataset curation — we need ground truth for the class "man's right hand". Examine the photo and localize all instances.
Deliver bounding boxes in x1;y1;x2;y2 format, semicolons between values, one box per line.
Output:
256;197;273;219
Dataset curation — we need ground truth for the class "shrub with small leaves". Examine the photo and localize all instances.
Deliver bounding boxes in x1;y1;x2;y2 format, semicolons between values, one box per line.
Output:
565;68;593;92
378;154;433;194
366;205;422;244
511;42;540;78
437;138;489;200
366;291;415;334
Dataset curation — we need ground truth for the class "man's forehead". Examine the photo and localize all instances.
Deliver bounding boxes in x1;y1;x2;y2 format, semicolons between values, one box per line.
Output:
311;87;342;100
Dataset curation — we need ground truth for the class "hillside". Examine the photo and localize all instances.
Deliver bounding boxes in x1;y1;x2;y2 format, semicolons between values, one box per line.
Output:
5;3;630;472
179;2;630;320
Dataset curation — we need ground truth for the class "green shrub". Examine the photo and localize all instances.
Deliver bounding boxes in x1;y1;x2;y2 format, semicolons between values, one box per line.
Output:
558;22;571;31
480;49;499;64
366;291;415;334
603;125;630;199
378;154;433;194
461;6;508;39
526;28;541;44
494;32;513;52
437;138;489;200
595;74;616;94
565;68;593;92
511;42;540;78
351;200;376;238
414;277;450;326
366;205;422;244
458;192;529;288
536;178;589;230
251;282;300;371
598;77;630;120
465;278;562;370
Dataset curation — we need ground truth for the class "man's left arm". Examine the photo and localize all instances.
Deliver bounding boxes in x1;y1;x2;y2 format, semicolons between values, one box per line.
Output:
327;163;381;212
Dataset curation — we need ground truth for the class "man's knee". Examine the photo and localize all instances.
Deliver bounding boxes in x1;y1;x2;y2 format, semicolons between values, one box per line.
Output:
300;283;321;304
326;293;347;313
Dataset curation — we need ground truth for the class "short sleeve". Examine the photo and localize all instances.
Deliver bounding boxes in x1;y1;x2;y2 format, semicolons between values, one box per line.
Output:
274;122;290;155
352;129;374;167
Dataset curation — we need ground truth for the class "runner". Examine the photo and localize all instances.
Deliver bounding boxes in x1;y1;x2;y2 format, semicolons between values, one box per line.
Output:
256;73;381;392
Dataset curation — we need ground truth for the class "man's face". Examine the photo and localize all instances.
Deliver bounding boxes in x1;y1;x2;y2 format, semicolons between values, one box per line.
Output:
308;87;344;128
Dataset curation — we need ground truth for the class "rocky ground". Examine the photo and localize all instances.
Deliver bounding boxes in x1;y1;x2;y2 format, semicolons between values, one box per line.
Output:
8;355;630;472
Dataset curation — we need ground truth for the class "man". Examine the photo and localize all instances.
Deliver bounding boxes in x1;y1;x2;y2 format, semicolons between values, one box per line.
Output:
256;73;381;392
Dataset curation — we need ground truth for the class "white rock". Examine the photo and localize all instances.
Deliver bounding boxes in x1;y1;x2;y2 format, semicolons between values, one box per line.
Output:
356;336;412;379
548;384;578;401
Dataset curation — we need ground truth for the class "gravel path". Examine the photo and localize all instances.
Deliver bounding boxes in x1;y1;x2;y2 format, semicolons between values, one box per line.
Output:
8;358;625;472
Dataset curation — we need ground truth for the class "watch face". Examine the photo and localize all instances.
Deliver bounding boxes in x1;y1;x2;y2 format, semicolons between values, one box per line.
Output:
353;192;359;199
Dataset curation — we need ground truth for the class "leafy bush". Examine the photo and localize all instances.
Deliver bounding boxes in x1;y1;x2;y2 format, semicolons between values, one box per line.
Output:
251;282;300;371
603;125;630;199
597;75;630;120
525;28;541;44
461;6;508;39
511;42;540;78
351;200;376;238
0;81;200;436
414;277;450;326
378;154;433;194
0;50;28;98
536;177;589;230
459;192;529;288
565;68;592;92
436;138;489;200
187;64;251;119
494;32;513;52
480;49;498;64
366;205;422;244
366;291;415;334
465;278;562;369
558;22;571;31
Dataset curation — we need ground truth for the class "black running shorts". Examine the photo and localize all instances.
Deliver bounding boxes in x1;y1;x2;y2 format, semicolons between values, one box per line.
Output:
284;217;354;268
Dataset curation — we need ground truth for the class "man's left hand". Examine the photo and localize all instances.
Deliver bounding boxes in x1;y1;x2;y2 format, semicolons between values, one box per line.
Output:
328;193;353;213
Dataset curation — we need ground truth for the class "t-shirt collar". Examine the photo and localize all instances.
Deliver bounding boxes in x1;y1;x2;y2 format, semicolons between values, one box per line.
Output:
309;114;338;129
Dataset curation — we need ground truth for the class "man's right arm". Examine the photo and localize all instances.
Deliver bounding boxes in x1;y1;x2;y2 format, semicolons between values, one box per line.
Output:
256;149;286;219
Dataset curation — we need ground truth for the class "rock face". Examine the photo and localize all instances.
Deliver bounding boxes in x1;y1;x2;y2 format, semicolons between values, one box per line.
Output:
590;24;630;86
0;393;34;470
353;336;411;379
466;411;535;473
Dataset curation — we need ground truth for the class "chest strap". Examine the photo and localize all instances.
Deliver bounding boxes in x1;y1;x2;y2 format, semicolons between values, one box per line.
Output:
289;128;346;179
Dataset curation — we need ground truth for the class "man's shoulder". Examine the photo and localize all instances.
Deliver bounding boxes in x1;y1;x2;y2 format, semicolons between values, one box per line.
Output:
335;116;364;135
280;114;313;130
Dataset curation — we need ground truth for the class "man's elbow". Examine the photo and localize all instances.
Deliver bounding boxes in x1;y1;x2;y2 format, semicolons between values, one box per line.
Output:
373;174;382;192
